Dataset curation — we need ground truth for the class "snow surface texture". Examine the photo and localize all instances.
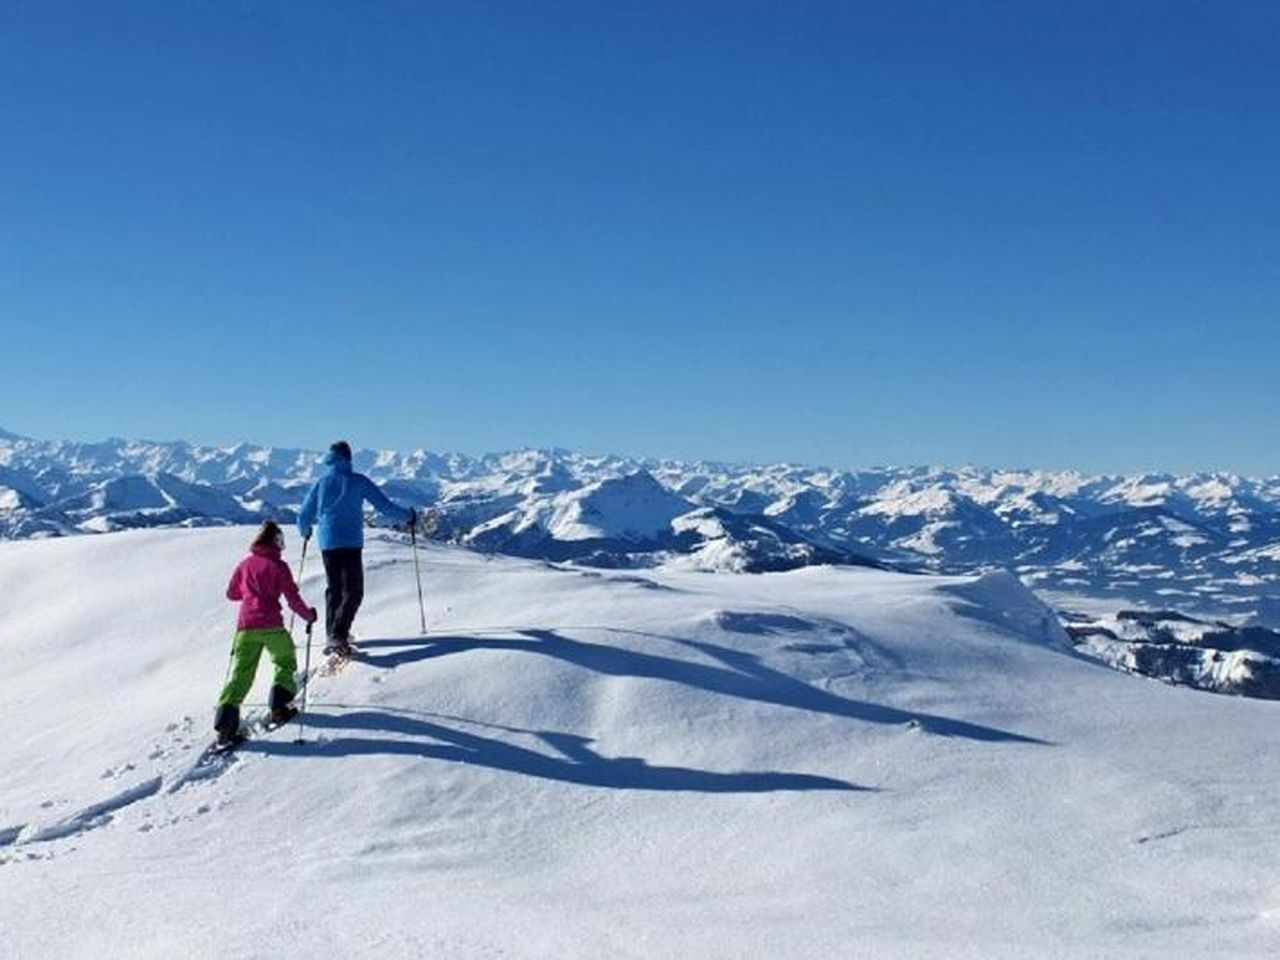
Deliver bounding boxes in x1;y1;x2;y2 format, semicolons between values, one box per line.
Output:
1;528;1278;958
2;430;1279;623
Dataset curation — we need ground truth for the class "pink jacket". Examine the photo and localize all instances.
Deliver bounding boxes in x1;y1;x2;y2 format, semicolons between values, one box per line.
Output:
226;545;315;631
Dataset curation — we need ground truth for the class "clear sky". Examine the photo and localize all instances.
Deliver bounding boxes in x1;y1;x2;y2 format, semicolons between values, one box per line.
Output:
2;1;1277;474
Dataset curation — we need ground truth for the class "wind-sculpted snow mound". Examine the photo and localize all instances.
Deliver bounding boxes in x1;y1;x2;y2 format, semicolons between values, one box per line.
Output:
940;569;1075;650
2;527;1279;957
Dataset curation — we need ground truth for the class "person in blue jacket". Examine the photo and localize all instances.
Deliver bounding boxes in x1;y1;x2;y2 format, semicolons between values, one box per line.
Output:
297;440;415;655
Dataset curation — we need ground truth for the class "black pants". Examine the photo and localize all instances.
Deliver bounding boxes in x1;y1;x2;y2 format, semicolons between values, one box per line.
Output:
322;548;364;642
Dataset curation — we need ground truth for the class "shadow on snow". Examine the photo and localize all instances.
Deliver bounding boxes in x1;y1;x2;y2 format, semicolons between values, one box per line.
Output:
354;628;1050;746
251;709;864;794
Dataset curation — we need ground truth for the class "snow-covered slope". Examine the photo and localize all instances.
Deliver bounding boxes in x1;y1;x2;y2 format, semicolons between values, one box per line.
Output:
1;528;1278;958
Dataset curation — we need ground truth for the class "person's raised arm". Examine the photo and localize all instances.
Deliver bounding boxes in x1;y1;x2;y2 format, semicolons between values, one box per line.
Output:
278;560;317;623
361;475;412;525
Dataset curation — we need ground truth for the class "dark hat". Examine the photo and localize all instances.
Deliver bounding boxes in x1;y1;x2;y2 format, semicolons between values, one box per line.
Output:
329;440;353;461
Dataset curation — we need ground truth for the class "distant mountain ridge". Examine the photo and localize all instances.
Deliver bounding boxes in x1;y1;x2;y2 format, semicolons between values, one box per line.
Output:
1065;609;1280;699
0;428;1277;620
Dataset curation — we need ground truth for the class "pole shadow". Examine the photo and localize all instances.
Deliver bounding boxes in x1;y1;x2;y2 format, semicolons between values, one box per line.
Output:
354;629;1051;745
252;709;865;794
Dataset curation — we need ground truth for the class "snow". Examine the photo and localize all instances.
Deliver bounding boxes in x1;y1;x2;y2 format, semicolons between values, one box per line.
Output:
466;472;694;546
896;521;958;556
1101;475;1184;509
545;472;693;542
671;510;728;541
1;528;1279;958
858;483;957;518
1225;543;1280;564
1185;476;1239;509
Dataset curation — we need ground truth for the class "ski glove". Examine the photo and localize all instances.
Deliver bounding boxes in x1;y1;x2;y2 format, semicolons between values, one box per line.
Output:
307;606;318;624
299;524;313;542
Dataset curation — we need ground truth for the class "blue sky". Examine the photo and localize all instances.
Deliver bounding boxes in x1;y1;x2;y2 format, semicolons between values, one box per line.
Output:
2;2;1277;474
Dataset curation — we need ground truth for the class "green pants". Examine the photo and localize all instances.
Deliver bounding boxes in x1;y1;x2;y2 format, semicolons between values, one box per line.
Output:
217;628;298;707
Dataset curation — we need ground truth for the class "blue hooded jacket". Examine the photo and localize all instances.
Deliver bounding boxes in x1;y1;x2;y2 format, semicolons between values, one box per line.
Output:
297;451;411;550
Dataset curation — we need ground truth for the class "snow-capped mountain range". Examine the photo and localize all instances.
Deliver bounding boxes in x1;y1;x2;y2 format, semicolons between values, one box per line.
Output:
1;428;1277;622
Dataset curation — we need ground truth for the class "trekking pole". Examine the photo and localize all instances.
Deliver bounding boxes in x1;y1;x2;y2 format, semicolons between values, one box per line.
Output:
289;534;311;633
295;621;313;746
410;511;427;634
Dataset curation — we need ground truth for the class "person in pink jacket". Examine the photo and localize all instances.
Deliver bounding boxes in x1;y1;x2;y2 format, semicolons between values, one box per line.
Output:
213;520;318;746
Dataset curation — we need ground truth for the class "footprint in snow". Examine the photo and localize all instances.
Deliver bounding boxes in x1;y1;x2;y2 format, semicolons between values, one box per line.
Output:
25;777;163;845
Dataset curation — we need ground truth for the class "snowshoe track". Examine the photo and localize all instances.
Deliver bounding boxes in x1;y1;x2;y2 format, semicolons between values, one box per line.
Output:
5;647;354;856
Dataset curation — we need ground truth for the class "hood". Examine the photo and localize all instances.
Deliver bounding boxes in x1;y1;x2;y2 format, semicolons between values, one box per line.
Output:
324;451;354;473
250;544;283;560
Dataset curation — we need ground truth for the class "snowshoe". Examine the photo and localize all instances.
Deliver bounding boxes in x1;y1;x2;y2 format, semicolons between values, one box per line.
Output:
323;640;354;658
206;731;246;759
267;705;298;729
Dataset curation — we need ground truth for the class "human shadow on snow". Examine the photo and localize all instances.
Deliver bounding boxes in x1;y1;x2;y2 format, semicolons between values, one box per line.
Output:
355;629;1050;745
252;709;864;793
